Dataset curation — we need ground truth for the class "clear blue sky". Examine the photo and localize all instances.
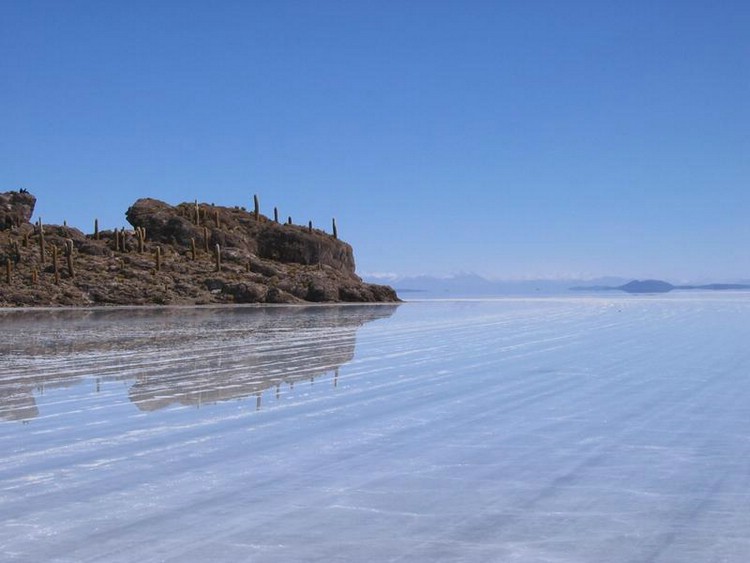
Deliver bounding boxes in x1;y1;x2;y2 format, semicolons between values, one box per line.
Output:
2;0;748;282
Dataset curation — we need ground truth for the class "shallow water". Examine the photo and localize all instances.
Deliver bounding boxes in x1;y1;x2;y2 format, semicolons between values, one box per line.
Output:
2;296;750;562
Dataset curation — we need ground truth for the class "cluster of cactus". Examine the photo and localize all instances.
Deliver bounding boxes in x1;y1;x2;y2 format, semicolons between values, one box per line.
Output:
188;194;340;239
2;194;343;294
1;223;74;287
135;226;146;253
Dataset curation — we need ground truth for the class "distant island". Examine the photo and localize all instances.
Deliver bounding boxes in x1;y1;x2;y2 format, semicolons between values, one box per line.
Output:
571;279;750;294
0;190;399;307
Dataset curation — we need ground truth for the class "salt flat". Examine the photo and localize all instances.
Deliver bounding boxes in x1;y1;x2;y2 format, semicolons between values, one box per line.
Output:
2;295;750;562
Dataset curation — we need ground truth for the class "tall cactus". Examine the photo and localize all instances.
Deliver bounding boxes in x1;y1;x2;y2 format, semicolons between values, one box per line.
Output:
254;194;260;221
52;245;59;285
38;218;46;264
65;239;75;278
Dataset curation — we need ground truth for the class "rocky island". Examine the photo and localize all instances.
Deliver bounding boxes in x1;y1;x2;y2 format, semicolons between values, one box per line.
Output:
0;190;399;307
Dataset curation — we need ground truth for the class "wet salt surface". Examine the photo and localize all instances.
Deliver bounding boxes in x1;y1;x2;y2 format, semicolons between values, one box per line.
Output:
2;296;750;562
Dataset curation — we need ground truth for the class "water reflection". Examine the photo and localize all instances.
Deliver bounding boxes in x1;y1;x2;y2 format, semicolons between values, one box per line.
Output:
0;305;398;421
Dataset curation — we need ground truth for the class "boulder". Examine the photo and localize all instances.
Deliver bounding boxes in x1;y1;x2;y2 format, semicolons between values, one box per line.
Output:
126;198;200;246
0;190;36;230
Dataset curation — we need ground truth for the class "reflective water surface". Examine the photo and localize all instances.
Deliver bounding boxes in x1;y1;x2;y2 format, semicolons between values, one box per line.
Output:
2;297;750;562
1;306;396;420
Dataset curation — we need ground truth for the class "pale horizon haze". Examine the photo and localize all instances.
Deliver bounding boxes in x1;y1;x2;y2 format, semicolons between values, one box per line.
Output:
2;0;748;283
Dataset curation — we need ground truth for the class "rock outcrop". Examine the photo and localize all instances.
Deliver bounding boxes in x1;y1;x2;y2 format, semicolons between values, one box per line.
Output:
0;190;36;230
0;191;400;307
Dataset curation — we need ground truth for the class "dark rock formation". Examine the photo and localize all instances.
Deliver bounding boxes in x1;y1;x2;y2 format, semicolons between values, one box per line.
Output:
125;198;357;273
0;191;400;307
0;190;36;230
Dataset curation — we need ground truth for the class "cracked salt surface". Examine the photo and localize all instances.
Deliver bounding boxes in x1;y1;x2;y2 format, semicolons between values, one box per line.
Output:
2;296;750;562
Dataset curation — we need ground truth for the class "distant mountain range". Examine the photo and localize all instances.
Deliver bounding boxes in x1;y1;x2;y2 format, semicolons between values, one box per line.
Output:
364;273;630;297
363;273;750;297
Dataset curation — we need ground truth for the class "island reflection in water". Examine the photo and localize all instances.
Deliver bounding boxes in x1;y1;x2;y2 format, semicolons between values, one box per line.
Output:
0;305;398;422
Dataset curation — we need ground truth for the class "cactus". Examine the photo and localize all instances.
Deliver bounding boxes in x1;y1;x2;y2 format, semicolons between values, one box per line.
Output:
203;226;209;252
31;268;38;285
94;218;99;240
215;209;220;228
137;228;145;253
38;219;46;264
195;200;200;225
155;246;161;272
254;194;260;221
287;216;292;225
53;245;60;285
4;258;10;284
65;239;75;278
190;237;197;260
332;218;338;239
214;244;221;272
274;207;279;223
308;220;313;233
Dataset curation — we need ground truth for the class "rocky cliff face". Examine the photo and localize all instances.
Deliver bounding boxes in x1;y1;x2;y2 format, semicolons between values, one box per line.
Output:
0;191;399;306
125;198;356;273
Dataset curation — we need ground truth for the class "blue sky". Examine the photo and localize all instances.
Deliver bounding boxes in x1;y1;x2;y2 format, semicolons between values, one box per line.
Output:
1;0;748;282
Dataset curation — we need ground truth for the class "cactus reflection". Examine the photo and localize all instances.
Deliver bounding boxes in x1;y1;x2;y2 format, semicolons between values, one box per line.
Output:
0;305;398;421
